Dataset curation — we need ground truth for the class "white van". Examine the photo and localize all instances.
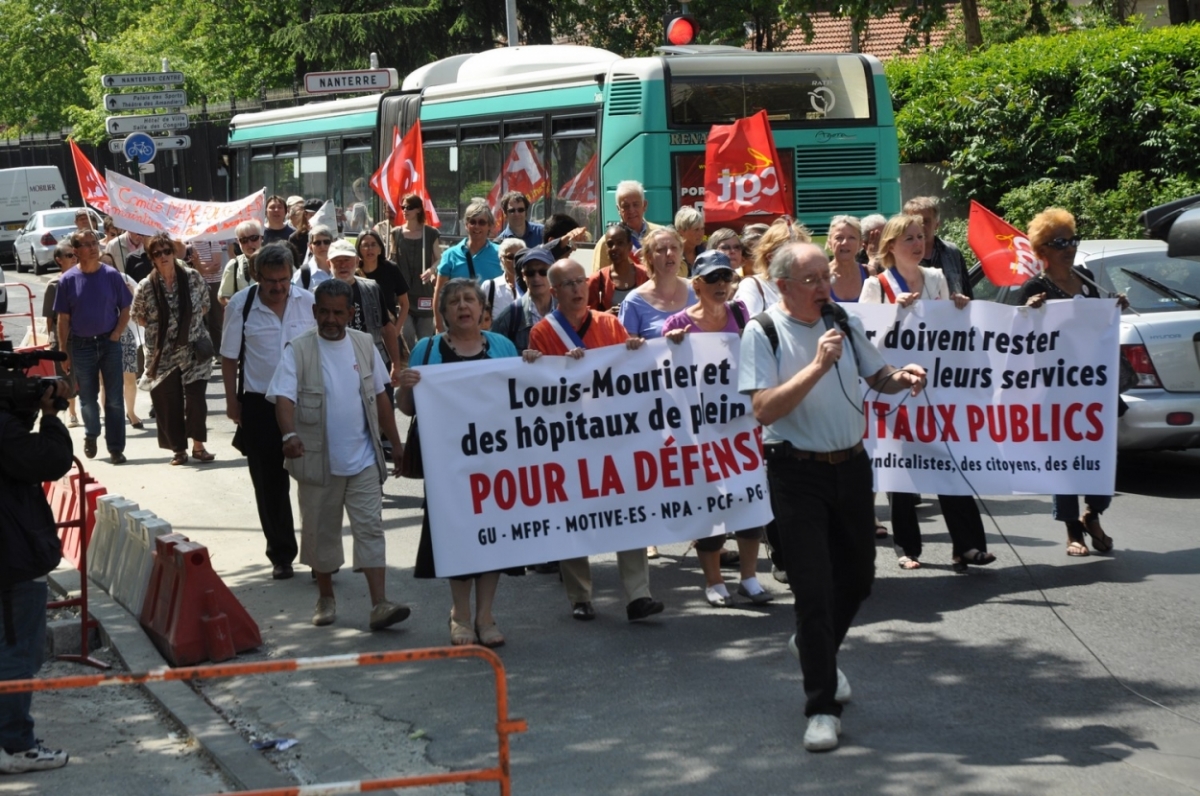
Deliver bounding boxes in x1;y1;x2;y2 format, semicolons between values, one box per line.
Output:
0;166;69;266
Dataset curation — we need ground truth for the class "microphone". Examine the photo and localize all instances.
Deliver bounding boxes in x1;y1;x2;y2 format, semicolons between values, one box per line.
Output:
820;301;844;333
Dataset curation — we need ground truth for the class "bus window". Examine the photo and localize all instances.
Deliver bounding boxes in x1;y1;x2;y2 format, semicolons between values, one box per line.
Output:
492;140;549;231
342;138;374;235
551;136;599;240
275;145;300;199
458;141;501;235
300;140;327;200
425;146;458;234
250;147;273;197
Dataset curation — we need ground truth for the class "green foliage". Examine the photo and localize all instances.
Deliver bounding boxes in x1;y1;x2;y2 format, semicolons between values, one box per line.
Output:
997;172;1200;238
938;216;969;255
887;25;1200;207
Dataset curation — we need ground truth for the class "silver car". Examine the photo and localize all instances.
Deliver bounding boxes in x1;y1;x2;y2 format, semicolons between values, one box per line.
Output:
971;239;1200;452
12;208;103;275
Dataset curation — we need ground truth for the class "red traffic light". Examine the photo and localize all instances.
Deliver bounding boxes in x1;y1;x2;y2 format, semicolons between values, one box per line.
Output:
665;15;698;46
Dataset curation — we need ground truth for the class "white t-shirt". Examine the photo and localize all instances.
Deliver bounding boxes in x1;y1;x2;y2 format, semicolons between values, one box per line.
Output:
734;275;781;317
267;334;387;477
481;276;516;318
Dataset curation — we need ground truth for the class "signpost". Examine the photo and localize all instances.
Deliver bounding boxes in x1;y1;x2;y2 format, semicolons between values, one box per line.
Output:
101;71;184;88
304;68;398;94
103;90;187;111
108;135;190;154
122;133;157;165
105;113;189;135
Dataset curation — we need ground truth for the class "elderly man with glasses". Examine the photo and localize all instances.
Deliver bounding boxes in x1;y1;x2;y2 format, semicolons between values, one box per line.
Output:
591;180;662;273
218;220;266;306
54;229;132;464
495;190;544;248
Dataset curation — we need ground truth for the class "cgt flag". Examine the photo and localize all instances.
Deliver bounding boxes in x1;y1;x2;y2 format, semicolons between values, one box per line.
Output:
703;109;791;223
369;121;439;227
968;200;1041;287
69;139;109;214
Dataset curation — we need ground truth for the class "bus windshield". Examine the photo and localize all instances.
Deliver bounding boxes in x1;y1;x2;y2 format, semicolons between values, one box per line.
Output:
669;55;873;127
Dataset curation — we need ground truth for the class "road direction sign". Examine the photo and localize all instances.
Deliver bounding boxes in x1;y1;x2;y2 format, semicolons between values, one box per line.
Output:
104;90;186;111
123;133;157;164
105;113;189;135
101;71;185;88
108;135;191;155
304;68;398;94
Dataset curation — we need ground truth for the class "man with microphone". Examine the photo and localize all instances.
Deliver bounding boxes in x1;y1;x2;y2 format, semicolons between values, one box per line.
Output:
739;243;926;752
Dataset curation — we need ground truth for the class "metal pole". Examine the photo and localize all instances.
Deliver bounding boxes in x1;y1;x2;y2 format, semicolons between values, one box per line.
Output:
506;0;519;45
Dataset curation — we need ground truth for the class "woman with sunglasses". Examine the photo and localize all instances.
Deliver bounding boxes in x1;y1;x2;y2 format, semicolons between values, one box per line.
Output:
293;225;335;290
393;194;441;349
433;199;502;334
663;250;772;605
485;238;526;319
1017;207;1126;557
860;214;991;572
131;233;215;466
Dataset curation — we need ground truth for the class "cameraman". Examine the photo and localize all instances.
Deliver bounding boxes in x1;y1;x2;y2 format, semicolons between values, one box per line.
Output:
0;379;73;774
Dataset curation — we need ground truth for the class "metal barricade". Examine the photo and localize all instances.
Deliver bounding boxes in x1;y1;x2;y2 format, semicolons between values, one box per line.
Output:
0;281;42;346
46;457;108;670
0;647;528;795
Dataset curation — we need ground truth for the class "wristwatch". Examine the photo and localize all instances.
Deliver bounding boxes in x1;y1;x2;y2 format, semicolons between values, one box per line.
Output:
281;432;299;443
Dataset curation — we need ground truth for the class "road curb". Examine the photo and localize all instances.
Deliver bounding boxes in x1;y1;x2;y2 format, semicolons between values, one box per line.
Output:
48;568;292;792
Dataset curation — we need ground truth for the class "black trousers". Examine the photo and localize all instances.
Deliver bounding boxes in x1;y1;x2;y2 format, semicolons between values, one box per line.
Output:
889;493;987;560
241;392;296;566
767;451;876;718
150;369;207;452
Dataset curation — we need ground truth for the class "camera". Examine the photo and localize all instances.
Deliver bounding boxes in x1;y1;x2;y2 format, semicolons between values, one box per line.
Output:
0;342;68;414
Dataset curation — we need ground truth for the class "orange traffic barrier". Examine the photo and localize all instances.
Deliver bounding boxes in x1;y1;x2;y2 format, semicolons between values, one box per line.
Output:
0;647;528;795
139;534;262;666
58;473;106;570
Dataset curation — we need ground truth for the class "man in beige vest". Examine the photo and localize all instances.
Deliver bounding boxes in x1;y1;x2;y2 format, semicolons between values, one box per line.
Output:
267;279;409;630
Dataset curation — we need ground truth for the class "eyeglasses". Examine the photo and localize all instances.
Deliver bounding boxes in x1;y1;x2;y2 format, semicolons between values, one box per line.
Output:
505;206;527;214
701;270;735;284
523;268;548;278
238;234;262;244
716;242;742;253
57;252;78;260
72;239;99;249
466;218;490;227
554;277;587;290
784;273;833;287
1045;236;1080;250
258;276;291;286
311;239;332;246
501;254;516;261
150;248;174;258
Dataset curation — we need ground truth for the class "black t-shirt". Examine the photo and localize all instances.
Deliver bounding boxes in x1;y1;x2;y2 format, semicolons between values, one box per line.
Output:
359;259;409;323
263;225;295;246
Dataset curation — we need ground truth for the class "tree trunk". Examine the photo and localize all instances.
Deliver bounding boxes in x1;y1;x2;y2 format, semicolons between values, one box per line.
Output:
961;0;983;49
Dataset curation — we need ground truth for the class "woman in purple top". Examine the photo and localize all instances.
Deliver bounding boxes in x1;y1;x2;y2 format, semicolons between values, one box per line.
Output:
618;227;696;340
663;250;771;607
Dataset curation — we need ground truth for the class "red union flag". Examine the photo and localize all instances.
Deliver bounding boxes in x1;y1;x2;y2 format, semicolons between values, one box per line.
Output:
370;121;439;227
69;139;109;214
487;142;549;226
557;153;598;210
703;110;791;223
968;200;1041;287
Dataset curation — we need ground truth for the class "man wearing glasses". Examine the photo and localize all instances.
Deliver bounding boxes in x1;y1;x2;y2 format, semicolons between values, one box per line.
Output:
54;229;132;464
739;243;926;752
218;220;265;306
524;259;665;624
495;191;544;248
591;180;662;273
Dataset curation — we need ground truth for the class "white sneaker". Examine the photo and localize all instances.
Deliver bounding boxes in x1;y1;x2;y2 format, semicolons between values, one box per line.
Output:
788;634;851;704
0;742;69;773
803;714;841;752
312;596;336;626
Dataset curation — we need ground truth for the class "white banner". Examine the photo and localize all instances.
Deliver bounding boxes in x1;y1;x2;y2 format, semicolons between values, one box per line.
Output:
416;335;774;578
847;299;1120;496
105;170;265;241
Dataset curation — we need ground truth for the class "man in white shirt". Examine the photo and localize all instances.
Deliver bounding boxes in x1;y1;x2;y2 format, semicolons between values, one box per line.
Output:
220;243;316;580
268;279;409;630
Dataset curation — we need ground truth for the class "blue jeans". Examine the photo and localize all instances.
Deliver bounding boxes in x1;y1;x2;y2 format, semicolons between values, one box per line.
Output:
71;335;125;453
0;580;48;753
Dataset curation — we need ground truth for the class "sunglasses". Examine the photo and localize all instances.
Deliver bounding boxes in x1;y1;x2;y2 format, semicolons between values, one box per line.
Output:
311;239;332;246
404;205;420;211
150;248;174;258
505;206;527;214
701;270;734;284
238;234;262;244
466;218;490;227
1045;236;1080;250
523;268;548;278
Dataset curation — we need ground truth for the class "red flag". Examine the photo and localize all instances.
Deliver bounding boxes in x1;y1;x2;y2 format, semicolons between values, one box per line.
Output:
369;121;439;227
967;200;1041;287
703;110;791;223
69;139;110;214
487;142;549;228
557;153;598;211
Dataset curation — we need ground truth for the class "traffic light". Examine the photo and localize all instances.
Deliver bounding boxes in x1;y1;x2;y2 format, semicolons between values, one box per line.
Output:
663;9;699;46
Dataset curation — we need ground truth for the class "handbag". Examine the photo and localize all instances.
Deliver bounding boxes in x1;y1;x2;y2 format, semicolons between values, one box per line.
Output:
193;328;215;360
399;334;438;479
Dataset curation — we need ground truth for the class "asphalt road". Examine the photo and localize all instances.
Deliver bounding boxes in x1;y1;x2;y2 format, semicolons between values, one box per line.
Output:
7;265;1200;794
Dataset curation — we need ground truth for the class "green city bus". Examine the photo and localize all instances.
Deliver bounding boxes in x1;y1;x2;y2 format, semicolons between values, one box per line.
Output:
228;44;900;240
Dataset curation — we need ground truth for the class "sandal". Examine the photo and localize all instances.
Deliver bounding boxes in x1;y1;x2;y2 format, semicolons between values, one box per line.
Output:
1081;511;1113;553
956;549;996;567
897;556;922;570
875;524;890;539
170;451;188;466
192;448;216;463
1066;540;1090;557
449;616;477;646
475;621;505;649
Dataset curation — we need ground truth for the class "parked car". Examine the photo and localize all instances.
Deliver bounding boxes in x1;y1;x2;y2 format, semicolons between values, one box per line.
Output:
970;239;1200;452
12;208;103;275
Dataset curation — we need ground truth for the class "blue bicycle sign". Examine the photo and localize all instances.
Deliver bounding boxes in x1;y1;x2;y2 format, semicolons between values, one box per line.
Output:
122;132;157;164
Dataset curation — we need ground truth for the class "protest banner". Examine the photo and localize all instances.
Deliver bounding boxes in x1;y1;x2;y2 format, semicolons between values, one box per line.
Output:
415;335;773;578
846;299;1120;496
105;170;265;241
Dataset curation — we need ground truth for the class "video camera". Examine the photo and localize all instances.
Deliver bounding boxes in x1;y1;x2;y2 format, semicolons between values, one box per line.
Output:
0;342;68;413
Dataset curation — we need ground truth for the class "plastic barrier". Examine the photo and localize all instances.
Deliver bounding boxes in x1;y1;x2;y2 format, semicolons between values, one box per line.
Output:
0;647;528;796
139;534;262;666
58;475;107;570
88;496;140;592
110;512;172;616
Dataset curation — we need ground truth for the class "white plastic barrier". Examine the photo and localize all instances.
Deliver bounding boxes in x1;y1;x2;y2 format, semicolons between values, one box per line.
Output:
89;496;139;591
111;512;172;616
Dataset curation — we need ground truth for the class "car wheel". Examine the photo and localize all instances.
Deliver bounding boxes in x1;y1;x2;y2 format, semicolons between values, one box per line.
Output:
32;247;44;275
15;248;27;273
